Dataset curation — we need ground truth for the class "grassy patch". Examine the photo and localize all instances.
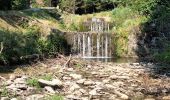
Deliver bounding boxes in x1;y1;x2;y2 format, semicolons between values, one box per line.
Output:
45;95;63;100
26;74;53;88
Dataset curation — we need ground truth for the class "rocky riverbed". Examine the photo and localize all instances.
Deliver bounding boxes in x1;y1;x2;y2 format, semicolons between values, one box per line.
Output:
0;57;170;100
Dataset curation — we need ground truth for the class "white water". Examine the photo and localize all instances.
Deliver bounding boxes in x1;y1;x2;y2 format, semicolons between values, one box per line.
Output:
71;18;112;58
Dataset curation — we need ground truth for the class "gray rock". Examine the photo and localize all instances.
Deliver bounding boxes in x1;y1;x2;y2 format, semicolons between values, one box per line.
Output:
38;79;63;87
70;74;82;80
84;80;95;86
44;86;55;94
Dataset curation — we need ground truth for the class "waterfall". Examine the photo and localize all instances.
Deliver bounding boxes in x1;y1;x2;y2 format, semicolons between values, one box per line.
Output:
97;34;100;57
83;34;86;57
87;34;92;57
105;33;108;57
69;18;112;58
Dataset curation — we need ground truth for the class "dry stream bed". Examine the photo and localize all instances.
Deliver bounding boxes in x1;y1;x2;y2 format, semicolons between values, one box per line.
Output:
0;57;170;100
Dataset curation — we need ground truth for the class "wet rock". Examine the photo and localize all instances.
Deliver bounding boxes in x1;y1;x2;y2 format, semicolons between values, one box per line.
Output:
45;86;55;94
70;74;82;80
38;79;63;87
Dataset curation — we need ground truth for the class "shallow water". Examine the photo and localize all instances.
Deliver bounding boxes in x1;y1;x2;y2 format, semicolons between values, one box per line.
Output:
82;57;138;63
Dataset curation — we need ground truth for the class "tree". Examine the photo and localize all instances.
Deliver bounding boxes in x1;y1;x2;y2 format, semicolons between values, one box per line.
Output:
12;0;30;10
0;0;12;10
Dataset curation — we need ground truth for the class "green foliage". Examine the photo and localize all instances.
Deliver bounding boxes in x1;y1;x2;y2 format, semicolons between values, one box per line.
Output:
26;78;40;88
112;7;147;56
0;27;70;64
0;86;9;97
155;52;170;63
59;0;76;13
12;0;30;10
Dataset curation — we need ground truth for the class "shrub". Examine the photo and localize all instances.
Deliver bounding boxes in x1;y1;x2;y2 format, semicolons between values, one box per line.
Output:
0;27;70;64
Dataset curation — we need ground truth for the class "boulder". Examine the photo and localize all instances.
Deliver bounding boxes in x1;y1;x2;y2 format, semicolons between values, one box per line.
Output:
38;79;63;87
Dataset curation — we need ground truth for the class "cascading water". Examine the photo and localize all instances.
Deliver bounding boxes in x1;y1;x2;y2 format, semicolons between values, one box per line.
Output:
67;18;113;58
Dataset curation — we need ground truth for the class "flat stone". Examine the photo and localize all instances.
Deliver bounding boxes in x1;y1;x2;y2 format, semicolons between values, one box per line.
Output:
70;74;82;80
44;86;55;94
84;80;95;86
76;79;86;84
38;79;63;87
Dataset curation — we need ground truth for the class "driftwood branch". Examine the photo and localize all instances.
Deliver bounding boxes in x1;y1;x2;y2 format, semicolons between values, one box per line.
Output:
63;54;72;68
0;42;3;54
